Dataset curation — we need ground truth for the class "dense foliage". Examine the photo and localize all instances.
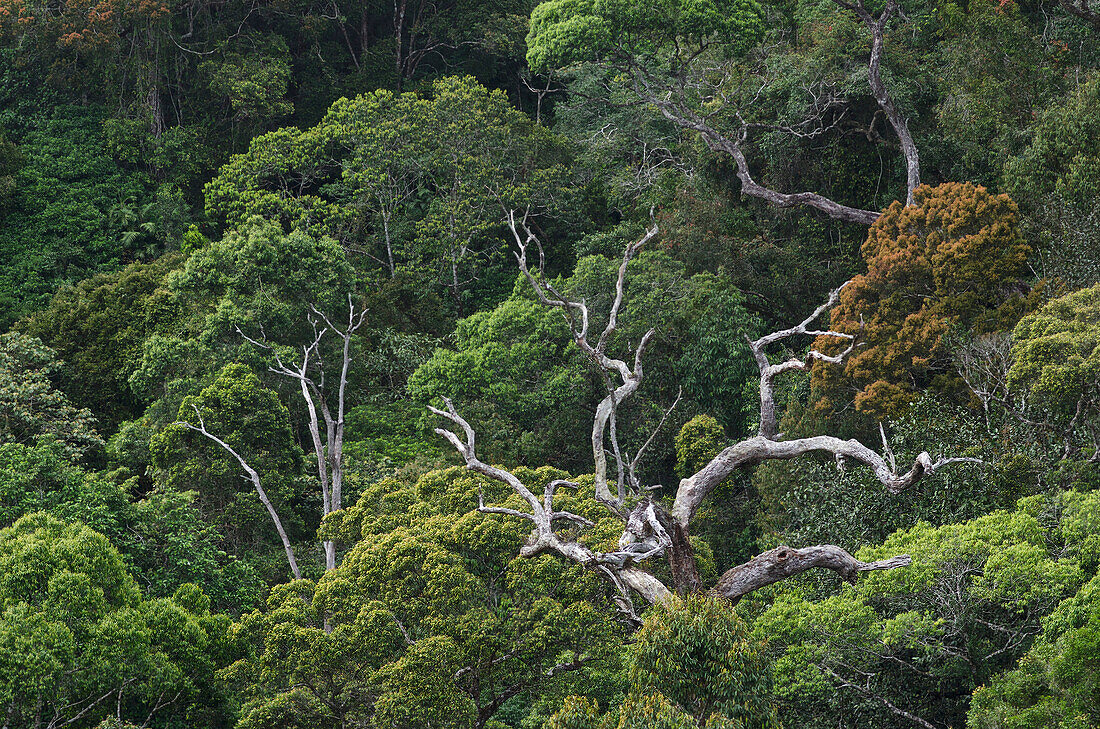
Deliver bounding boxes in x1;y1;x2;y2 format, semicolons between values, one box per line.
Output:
2;0;1100;727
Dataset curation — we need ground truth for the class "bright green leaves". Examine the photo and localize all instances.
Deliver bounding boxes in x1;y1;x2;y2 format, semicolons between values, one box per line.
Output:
372;636;477;729
526;0;765;72
527;0;613;72
675;415;726;478
153;363;309;574
1009;284;1100;421
206;76;568;307
0;331;102;461
0;106;152;326
169;216;354;343
752;489;1100;729
410;250;761;472
0;439;130;533
408;296;586;467
203;125;343;236
1005;74;1100;208
0;513;229;728
630;594;777;727
969;572;1100;729
0;513;139;613
546;594;778;728
229;465;622;729
202;34;294;126
226;580;408;729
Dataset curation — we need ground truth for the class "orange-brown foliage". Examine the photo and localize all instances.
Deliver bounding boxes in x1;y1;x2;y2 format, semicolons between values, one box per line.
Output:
811;182;1030;419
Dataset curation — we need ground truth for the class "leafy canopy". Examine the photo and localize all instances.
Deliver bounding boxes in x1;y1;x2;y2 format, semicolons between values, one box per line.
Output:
526;0;765;72
0;332;102;461
1010;283;1100;421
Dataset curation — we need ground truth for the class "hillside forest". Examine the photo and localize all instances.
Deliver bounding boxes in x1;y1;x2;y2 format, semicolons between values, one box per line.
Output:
4;0;1100;727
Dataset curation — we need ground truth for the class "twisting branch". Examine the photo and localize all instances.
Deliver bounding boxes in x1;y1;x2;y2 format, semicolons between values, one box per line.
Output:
748;281;858;440
429;397;594;557
716;545;911;602
671;428;981;530
506;210;659;516
430;396;671;624
832;0;920;203
606;0;919;221
639;92;882;225
431;221;979;616
175;406;301;580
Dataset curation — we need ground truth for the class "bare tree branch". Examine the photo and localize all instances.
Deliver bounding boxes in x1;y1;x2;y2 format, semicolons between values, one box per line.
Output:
640;92;882;225
671;431;980;530
430;396;670;623
832;0;921;203
507;211;659;515
238;295;366;570
715;545;911;602
175;408;301;579
748;281;858;440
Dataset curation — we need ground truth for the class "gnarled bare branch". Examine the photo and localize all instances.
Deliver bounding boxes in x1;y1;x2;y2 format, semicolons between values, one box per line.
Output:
639;92;882;225
507;211;659;515
748;281;859;439
832;0;920;203
238;295;367;570
715;545;911;602
431;220;979;616
672;432;981;530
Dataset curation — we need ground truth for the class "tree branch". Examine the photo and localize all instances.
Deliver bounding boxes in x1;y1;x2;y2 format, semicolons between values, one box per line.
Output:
715;545;911;602
175;407;301;580
833;0;920;203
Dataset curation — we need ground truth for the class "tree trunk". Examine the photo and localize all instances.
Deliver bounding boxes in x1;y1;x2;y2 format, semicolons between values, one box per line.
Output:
667;521;702;595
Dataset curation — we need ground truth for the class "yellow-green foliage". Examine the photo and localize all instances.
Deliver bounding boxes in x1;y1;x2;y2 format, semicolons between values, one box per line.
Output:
547;593;778;729
0;513;228;728
752;490;1100;729
1010;283;1100;419
969;570;1100;729
526;0;764;73
230;465;624;729
675;414;726;479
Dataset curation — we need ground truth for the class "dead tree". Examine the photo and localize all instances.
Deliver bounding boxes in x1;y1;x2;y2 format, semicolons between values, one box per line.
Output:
238;294;367;570
430;216;978;625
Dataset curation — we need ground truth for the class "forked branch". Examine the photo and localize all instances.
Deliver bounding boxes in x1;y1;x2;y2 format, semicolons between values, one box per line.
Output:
507;211;659;515
237;294;368;570
430;395;671;622
749;281;859;440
